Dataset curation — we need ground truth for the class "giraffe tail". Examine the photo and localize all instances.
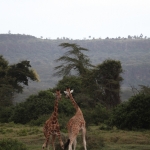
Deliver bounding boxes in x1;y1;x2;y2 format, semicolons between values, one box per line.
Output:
64;139;70;149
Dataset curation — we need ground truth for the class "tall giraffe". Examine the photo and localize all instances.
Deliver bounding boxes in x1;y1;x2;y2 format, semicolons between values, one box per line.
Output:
42;90;64;150
64;88;87;150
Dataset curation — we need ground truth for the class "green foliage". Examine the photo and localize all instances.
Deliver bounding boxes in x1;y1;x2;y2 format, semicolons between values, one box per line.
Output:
91;103;110;125
74;93;94;108
0;55;39;106
10;90;55;124
0;106;13;123
29;114;50;126
83;103;110;126
94;59;123;108
109;93;150;130
0;56;14;106
58;98;75;116
81;59;123;109
81;69;98;97
0;138;27;150
56;76;82;94
139;85;150;95
9;89;75;124
53;43;94;77
7;60;39;92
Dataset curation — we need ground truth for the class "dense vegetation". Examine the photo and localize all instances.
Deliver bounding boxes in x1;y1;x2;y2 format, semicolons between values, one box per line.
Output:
110;92;150;130
0;54;150;130
0;55;39;106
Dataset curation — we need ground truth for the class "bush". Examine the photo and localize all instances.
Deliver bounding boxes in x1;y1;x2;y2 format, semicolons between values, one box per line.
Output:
10;90;55;124
0;138;27;150
0;106;13;123
83;103;110;126
110;93;150;130
29;114;50;126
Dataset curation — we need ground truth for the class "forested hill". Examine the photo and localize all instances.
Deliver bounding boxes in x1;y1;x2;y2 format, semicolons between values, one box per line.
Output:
0;34;150;101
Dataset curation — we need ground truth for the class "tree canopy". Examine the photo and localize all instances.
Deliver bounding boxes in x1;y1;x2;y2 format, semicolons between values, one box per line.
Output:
0;56;39;106
53;43;94;77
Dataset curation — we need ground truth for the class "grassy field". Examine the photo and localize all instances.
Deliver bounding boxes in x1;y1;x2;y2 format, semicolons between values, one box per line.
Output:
0;122;150;150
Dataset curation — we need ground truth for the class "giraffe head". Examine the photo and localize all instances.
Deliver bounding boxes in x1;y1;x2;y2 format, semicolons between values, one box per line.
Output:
53;89;62;100
64;87;73;98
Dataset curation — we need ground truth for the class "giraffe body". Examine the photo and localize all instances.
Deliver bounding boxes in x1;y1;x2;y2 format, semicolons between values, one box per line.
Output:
64;88;87;150
42;90;64;150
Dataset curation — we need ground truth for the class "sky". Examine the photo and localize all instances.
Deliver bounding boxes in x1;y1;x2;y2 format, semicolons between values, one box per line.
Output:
1;0;150;39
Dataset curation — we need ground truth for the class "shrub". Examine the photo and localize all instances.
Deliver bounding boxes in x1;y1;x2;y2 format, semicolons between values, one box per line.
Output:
0;106;13;123
83;103;110;126
29;114;50;126
109;93;150;130
10;90;55;124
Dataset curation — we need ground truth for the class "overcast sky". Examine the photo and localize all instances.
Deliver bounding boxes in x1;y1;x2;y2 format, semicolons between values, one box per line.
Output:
1;0;150;39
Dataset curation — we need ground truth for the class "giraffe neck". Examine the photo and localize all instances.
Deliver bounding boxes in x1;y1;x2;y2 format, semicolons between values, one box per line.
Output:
69;93;79;111
53;98;58;117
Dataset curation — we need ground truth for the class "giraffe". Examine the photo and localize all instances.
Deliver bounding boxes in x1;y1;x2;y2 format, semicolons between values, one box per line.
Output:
64;87;87;150
42;90;64;150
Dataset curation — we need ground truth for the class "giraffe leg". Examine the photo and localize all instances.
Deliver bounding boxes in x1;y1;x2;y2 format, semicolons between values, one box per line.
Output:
42;135;50;149
69;132;78;150
57;133;64;149
52;135;56;150
68;140;73;150
73;138;77;150
82;127;87;150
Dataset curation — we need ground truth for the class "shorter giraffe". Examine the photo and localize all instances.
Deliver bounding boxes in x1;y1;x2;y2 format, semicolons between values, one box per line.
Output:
64;88;87;150
42;90;64;150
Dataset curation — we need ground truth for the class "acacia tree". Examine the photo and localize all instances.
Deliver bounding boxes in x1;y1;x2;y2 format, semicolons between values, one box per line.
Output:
0;56;39;106
53;43;94;77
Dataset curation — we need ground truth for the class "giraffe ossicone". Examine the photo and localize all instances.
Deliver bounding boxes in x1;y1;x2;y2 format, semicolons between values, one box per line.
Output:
64;89;74;98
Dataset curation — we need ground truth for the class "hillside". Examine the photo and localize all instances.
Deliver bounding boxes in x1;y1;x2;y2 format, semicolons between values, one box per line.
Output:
0;34;150;102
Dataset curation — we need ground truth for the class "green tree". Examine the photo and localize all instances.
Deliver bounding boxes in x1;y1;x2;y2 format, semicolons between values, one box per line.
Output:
95;59;123;108
7;60;39;92
0;56;14;106
110;93;150;130
139;85;150;95
56;75;82;94
10;90;55;124
53;43;94;77
0;56;39;106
